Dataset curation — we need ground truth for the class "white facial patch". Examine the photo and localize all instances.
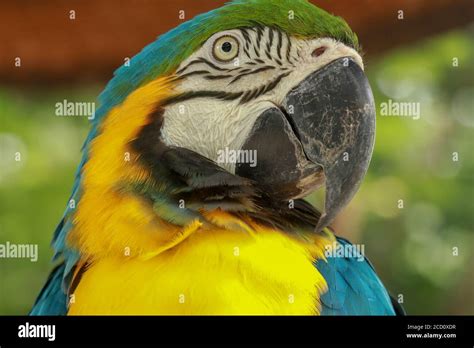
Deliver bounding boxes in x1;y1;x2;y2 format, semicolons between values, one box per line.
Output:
160;27;363;174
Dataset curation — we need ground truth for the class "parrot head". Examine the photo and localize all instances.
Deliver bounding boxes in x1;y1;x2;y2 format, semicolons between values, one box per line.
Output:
90;0;375;233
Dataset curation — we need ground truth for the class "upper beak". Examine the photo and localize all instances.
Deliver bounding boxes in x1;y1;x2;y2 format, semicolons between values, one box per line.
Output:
282;57;376;232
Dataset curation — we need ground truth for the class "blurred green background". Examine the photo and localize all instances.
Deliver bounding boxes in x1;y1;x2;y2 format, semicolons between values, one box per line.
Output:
1;28;473;315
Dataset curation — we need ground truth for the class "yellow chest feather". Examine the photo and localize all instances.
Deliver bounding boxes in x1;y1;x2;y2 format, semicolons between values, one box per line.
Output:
68;225;329;315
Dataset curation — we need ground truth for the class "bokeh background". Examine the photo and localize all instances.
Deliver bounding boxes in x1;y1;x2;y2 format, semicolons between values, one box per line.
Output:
0;0;473;314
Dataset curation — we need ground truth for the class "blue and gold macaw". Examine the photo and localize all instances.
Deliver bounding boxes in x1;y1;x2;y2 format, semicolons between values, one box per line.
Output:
31;0;403;315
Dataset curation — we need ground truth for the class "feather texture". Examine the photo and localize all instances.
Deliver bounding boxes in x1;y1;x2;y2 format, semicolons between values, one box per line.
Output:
30;263;67;315
316;237;397;315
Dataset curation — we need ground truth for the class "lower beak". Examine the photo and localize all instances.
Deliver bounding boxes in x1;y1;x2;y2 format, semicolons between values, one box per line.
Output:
283;57;376;232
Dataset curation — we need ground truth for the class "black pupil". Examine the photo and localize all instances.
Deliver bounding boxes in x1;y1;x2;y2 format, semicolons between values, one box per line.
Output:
221;42;232;53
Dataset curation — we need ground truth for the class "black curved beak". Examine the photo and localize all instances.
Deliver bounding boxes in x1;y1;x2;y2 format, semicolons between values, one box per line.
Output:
282;57;376;232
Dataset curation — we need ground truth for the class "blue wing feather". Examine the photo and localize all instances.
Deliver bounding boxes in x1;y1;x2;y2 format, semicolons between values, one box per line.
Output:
316;237;397;315
30;263;68;315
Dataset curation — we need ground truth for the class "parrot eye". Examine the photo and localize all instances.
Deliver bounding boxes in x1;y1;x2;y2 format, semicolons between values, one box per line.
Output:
212;35;239;62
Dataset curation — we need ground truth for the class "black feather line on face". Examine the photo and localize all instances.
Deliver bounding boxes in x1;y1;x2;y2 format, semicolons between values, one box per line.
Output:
161;90;243;106
204;74;234;80
285;32;294;65
265;49;273;61
128;107;322;234
253;43;260;58
174;69;211;81
240;28;251;52
276;30;283;61
267;27;274;54
228;65;275;84
254;24;263;47
162;70;290;106
243;47;251;59
177;57;234;75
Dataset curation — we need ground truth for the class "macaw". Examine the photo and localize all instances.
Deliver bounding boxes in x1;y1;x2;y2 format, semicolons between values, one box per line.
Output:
31;0;403;315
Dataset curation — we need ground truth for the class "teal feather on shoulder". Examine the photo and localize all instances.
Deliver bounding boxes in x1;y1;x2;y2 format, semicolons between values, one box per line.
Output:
30;263;68;315
316;237;403;315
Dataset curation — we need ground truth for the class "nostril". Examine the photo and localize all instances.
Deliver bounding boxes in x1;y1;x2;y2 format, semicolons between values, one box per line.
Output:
312;46;327;58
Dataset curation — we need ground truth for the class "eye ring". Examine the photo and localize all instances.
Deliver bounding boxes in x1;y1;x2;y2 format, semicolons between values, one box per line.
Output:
212;35;240;62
